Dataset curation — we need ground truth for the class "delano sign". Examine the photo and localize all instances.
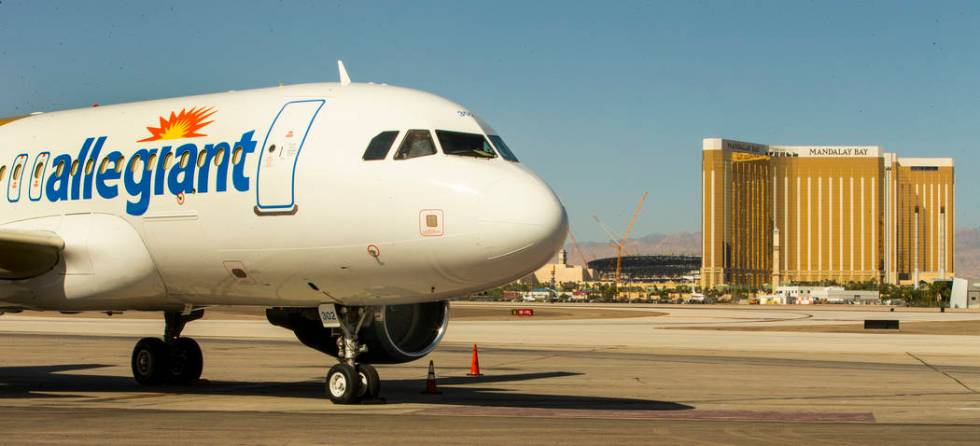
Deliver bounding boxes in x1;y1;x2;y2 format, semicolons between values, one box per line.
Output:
722;140;767;154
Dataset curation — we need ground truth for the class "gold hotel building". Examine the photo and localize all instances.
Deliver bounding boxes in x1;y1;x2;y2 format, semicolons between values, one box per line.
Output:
701;138;954;290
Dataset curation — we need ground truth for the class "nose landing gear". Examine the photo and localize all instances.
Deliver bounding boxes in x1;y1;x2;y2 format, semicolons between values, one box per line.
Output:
131;309;204;386
324;306;382;404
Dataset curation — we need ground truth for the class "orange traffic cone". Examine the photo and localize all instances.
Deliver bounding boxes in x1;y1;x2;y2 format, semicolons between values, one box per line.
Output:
467;344;483;376
421;360;441;394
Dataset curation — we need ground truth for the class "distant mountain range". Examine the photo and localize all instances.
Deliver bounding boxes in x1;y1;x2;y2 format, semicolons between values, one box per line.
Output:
566;228;980;281
956;227;980;281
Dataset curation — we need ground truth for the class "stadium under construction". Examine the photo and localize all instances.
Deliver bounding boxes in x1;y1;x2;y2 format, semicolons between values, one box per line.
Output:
587;255;701;282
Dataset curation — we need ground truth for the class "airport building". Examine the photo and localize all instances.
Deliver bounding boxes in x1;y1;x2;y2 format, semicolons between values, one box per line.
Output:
529;250;591;286
701;138;954;290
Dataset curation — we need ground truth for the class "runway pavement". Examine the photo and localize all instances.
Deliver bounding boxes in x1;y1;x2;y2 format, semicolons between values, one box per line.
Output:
1;304;979;444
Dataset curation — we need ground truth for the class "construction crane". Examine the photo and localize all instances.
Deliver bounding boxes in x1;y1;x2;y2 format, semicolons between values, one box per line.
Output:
617;192;648;283
567;229;592;268
593;192;648;284
592;215;622;248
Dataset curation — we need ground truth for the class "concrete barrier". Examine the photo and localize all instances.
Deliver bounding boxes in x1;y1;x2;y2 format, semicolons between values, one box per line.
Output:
864;320;899;329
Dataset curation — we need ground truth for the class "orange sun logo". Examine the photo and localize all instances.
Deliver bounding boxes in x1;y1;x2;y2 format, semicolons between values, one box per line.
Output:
138;107;216;142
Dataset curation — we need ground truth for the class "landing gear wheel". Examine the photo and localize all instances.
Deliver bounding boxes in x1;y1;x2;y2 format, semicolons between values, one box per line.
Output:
167;337;203;385
325;364;360;404
132;337;170;386
357;364;381;400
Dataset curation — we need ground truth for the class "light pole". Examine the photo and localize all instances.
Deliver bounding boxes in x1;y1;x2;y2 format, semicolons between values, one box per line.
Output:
913;205;919;289
939;206;946;280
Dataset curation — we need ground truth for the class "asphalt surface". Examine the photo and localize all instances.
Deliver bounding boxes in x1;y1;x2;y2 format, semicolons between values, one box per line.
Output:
1;304;979;445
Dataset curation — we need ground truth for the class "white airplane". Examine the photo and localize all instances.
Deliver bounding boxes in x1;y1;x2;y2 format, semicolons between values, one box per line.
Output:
0;62;567;404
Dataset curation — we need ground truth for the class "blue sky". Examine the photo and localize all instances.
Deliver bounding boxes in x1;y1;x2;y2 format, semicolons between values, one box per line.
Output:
1;0;978;242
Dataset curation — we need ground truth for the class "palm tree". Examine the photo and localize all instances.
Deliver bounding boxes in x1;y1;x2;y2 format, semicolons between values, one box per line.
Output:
927;280;952;308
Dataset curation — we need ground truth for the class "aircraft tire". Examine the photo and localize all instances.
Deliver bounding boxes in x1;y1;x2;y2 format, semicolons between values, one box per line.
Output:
168;337;203;385
357;364;381;400
325;364;360;404
132;337;170;386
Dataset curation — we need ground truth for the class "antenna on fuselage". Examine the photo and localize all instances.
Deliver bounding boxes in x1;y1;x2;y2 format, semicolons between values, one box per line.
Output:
338;60;351;86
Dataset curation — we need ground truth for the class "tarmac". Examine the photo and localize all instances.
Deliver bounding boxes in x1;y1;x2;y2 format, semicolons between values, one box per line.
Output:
1;303;979;445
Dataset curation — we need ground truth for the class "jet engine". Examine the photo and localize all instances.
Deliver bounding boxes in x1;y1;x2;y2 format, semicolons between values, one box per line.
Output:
266;301;449;364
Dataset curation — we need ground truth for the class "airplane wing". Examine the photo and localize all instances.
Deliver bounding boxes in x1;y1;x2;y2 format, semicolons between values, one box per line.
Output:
0;229;64;280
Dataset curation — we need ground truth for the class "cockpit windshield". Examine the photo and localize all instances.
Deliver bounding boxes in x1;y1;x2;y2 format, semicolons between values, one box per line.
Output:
394;130;437;160
435;130;497;159
487;135;518;162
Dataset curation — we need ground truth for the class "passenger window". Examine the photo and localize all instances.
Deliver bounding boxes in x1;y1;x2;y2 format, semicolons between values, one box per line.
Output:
394;130;436;160
0;165;5;181
70;160;79;176
99;158;110;174
363;131;399;161
163;153;174;170
34;163;43;179
13;164;22;180
436;130;497;159
214;147;226;166
198;149;208;167
115;156;125;174
55;161;65;177
84;159;94;175
129;157;140;174
488;135;519;162
146;154;157;171
233;146;243;164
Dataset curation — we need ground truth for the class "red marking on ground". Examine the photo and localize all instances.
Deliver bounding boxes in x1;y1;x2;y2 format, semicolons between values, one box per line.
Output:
414;406;876;423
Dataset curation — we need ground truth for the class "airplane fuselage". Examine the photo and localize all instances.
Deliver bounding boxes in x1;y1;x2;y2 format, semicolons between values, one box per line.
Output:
0;82;567;312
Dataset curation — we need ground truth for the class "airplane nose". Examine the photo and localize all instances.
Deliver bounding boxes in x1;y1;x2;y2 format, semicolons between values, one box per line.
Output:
479;172;568;273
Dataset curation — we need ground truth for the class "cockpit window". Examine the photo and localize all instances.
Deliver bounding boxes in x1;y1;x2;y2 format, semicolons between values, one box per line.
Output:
436;130;497;159
363;131;399;161
488;135;519;162
394;130;437;160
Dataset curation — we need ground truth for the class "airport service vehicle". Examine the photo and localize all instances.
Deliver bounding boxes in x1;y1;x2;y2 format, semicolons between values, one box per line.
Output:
0;63;567;404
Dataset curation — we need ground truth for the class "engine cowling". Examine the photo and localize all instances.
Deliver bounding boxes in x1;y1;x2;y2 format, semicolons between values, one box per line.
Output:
266;301;449;364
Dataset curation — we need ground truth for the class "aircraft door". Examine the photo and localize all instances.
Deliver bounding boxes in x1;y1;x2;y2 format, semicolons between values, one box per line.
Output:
28;152;50;201
6;154;28;203
255;99;326;214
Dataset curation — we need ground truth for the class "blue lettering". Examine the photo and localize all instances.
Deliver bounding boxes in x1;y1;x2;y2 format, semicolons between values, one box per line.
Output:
46;154;72;202
232;131;257;192
95;151;123;199
167;143;197;195
196;142;230;193
82;137;105;200
124;149;155;216
70;138;92;200
153;145;172;195
29;129;258;216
